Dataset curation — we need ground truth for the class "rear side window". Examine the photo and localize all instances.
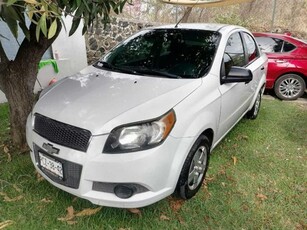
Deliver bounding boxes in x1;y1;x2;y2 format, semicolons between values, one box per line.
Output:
255;36;296;53
243;33;259;63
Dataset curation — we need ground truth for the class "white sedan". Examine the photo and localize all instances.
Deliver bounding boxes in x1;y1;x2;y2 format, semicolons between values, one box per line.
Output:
26;23;267;208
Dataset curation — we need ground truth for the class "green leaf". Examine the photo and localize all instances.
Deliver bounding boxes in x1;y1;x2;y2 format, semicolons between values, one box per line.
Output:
39;13;47;37
24;0;38;4
69;18;81;36
18;22;30;40
35;23;41;41
2;7;18;38
6;5;23;22
82;25;87;35
48;19;57;39
82;0;90;12
76;0;81;7
119;0;127;12
60;17;67;32
6;0;17;6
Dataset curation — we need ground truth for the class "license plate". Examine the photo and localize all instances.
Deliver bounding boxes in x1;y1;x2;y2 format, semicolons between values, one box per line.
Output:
39;152;63;179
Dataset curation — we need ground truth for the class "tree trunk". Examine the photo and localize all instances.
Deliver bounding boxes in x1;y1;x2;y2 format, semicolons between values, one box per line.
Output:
1;65;34;151
0;21;61;151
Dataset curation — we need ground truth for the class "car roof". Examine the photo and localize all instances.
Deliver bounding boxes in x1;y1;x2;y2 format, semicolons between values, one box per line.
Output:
153;23;246;33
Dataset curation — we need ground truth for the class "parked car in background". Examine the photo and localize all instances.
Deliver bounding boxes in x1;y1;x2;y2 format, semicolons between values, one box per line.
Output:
253;32;307;100
26;24;267;208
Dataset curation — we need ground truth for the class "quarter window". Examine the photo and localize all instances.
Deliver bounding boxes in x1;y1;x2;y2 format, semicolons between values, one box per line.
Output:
283;41;296;52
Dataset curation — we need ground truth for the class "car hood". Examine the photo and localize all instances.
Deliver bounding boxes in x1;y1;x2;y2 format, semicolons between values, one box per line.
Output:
33;66;201;135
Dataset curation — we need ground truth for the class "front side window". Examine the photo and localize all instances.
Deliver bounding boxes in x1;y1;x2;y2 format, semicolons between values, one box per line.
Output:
223;32;245;75
99;29;221;78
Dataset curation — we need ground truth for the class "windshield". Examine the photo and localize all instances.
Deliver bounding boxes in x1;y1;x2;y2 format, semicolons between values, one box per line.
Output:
96;29;221;79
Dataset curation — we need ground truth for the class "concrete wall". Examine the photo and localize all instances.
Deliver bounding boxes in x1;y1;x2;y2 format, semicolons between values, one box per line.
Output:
86;18;157;64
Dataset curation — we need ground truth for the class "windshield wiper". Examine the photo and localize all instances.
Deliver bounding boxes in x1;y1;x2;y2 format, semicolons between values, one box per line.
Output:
94;61;143;76
131;67;181;79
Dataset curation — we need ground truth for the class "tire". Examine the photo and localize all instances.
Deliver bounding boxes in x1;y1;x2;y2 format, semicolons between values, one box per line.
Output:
274;74;306;100
176;135;210;200
246;89;262;120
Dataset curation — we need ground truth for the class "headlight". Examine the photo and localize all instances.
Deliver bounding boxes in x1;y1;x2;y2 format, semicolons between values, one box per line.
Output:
103;110;176;153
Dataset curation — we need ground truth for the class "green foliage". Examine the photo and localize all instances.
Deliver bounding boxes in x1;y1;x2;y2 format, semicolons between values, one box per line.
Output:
214;11;251;28
0;0;130;42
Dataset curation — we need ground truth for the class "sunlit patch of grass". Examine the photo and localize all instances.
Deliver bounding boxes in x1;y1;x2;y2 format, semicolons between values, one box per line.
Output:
0;99;306;229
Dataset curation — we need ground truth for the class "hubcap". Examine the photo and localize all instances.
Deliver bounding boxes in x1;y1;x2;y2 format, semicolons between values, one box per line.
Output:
253;92;261;116
187;146;207;190
279;77;302;98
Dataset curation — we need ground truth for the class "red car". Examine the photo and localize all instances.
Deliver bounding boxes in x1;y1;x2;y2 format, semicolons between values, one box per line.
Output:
253;32;307;100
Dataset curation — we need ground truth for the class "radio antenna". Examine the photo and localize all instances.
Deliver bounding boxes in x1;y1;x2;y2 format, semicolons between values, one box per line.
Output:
175;0;200;28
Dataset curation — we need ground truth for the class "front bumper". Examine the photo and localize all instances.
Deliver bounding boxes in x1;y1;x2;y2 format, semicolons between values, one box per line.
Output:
26;114;193;208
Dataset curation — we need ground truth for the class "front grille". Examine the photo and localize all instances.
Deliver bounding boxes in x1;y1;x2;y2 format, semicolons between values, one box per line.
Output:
34;144;82;189
34;113;92;152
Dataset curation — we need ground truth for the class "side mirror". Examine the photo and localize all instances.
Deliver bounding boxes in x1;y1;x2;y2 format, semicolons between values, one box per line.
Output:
221;66;253;84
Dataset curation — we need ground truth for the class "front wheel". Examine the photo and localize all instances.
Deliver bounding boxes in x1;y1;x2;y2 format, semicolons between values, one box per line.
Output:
176;135;210;199
274;74;306;100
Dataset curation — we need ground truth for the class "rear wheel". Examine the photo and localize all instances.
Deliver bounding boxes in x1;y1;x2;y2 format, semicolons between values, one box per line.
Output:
176;135;210;199
246;89;262;119
274;74;306;100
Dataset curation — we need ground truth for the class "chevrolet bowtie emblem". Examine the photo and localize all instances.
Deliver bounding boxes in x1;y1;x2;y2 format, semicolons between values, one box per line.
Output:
42;143;60;155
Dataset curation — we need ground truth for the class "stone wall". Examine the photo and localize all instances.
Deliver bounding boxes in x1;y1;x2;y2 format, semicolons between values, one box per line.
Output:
86;18;158;64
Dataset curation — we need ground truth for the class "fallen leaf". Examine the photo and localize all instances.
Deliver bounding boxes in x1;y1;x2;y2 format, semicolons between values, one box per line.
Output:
169;197;184;213
178;216;185;225
232;156;237;165
35;171;45;182
13;184;22;193
296;221;307;230
218;169;226;175
256;193;268;201
160;214;170;221
3;146;9;153
75;207;102;217
0;220;14;229
127;208;142;216
67;220;77;225
4;195;23;202
58;206;75;221
40;198;53;203
3;146;11;162
0;192;23;202
221;182;226;187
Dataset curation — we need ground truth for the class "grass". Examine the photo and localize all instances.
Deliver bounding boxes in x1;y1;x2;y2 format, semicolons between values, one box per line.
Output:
0;99;306;229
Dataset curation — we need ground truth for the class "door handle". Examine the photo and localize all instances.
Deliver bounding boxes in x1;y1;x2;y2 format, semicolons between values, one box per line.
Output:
261;66;265;70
